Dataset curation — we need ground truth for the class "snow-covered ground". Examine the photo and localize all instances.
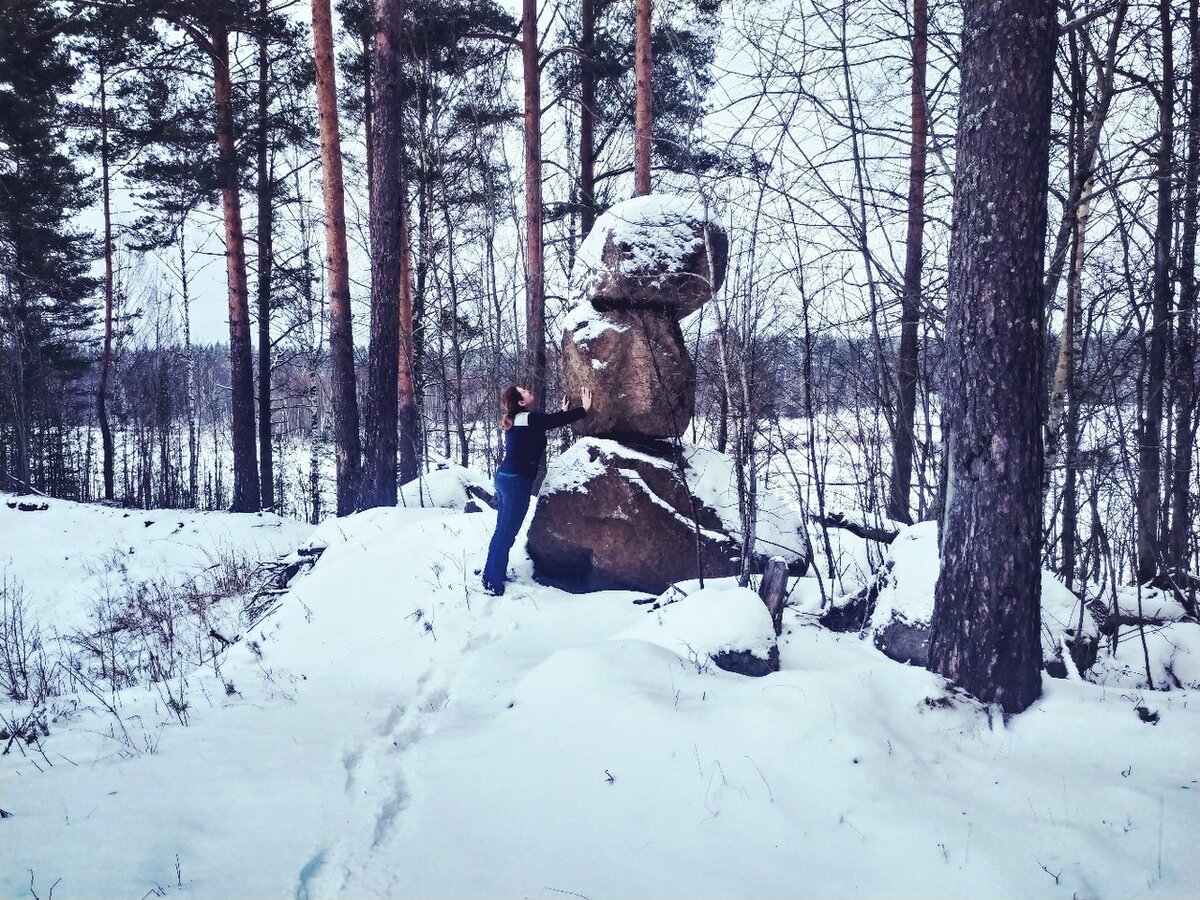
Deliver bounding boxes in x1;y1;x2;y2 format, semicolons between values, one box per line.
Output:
2;491;1197;899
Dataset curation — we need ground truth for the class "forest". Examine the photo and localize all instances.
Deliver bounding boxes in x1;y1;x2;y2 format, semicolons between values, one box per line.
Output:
2;1;1198;708
2;1;1199;894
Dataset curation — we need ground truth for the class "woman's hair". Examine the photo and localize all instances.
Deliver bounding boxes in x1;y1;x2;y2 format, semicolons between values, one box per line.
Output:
500;385;524;430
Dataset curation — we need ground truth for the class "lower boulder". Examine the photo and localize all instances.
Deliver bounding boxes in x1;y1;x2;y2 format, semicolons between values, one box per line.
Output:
527;438;808;594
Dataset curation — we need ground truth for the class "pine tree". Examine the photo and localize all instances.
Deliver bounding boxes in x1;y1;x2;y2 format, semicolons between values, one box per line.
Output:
927;1;1055;715
0;1;99;494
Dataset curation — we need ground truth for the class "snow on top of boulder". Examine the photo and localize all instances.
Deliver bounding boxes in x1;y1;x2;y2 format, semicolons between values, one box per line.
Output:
683;446;807;562
561;299;630;345
571;194;716;303
620;584;776;663
869;521;939;630
1112;584;1190;621
540;437;674;496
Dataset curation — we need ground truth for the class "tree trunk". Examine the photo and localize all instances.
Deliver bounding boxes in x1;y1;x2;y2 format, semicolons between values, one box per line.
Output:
180;222;198;508
633;0;652;196
212;19;261;512
96;57;116;502
580;0;596;235
398;183;419;485
927;0;1055;715
886;0;927;525
313;0;363;516
522;0;546;400
256;0;275;510
361;0;403;509
1169;0;1198;582
1137;0;1174;584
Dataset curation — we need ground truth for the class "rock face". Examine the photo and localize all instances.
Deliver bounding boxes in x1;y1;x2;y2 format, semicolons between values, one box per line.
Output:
571;195;729;318
529;438;808;594
528;439;740;593
561;305;695;438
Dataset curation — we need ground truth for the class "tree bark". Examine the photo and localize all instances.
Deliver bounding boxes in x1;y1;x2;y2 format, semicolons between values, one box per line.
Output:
1137;0;1174;584
361;0;404;509
212;18;261;512
1169;0;1198;581
927;0;1055;715
633;0;652;197
180;225;198;507
96;56;116;502
886;0;927;525
580;0;596;236
256;0;275;510
398;177;419;486
522;0;546;400
313;0;363;516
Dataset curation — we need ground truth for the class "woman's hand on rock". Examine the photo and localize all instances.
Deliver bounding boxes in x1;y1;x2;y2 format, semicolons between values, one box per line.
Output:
581;386;593;410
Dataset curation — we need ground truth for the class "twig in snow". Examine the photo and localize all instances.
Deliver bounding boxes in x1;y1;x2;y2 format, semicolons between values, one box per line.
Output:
744;754;774;802
1034;859;1062;884
543;888;592;900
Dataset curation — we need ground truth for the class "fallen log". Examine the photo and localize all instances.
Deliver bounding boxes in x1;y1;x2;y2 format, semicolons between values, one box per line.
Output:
811;511;899;544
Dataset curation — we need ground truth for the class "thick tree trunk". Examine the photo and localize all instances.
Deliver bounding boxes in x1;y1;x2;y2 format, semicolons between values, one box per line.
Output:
580;0;596;236
256;0;275;510
313;0;363;516
361;0;403;509
633;0;652;196
212;20;261;512
1169;0;1199;581
886;0;927;525
927;0;1055;715
96;58;115;502
522;0;546;399
1137;0;1174;584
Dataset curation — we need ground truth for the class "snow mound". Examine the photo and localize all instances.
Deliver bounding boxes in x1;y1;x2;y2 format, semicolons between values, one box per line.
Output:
1090;622;1200;690
397;461;494;511
621;584;776;670
869;521;938;629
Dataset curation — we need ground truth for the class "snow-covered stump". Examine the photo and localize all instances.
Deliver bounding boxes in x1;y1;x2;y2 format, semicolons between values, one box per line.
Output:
624;584;779;677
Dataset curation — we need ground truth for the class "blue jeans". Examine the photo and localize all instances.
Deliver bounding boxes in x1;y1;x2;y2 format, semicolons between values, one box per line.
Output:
483;472;534;590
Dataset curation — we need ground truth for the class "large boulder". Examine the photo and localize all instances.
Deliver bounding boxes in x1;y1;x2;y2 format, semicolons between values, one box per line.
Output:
527;438;809;594
571;194;729;318
561;304;694;438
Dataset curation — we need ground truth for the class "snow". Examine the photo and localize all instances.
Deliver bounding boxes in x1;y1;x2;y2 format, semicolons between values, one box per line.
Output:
561;299;630;345
570;194;716;303
622;584;776;663
0;493;309;637
683;445;807;562
396;459;494;511
868;520;939;631
2;492;1198;899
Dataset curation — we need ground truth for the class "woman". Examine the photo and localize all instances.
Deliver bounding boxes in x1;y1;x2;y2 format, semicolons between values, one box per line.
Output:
482;384;592;595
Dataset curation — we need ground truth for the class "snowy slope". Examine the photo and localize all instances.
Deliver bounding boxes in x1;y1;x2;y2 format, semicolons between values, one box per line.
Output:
2;496;1197;899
